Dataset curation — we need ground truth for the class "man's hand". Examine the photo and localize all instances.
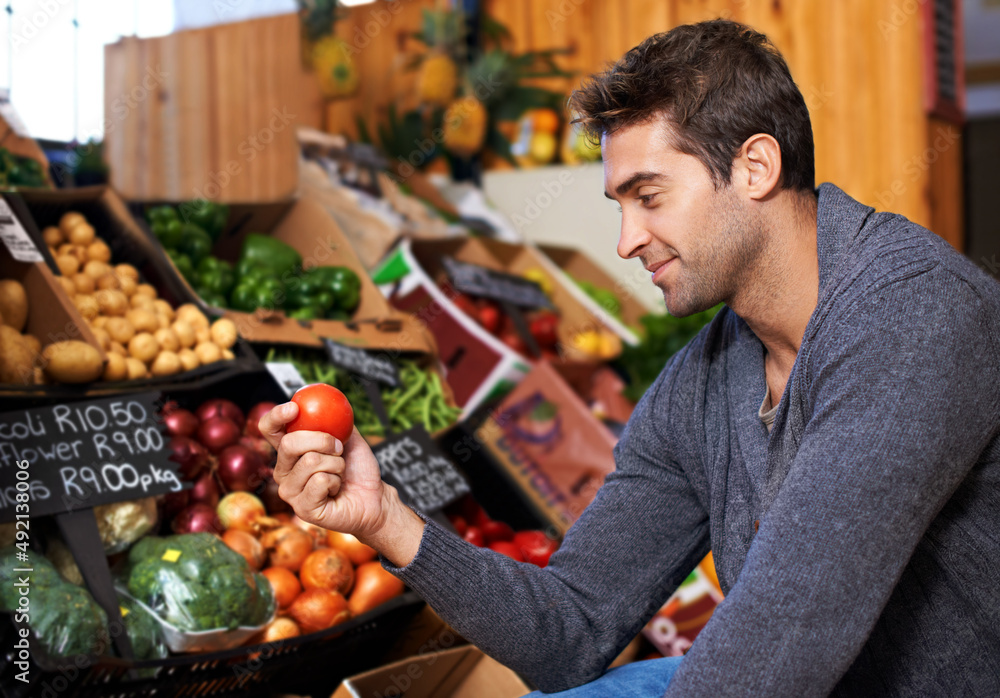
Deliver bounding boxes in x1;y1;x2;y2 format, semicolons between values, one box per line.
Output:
258;402;425;566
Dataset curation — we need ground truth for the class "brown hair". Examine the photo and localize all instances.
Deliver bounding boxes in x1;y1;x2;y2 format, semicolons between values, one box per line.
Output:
571;19;815;192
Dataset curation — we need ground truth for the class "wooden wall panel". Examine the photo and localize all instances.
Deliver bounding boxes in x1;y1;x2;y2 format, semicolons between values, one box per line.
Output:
104;2;959;241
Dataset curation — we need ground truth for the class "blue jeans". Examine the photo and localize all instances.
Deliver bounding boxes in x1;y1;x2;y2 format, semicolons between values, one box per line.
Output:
522;656;683;697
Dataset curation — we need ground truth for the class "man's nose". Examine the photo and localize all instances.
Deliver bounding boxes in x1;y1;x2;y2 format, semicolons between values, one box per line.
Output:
617;208;652;260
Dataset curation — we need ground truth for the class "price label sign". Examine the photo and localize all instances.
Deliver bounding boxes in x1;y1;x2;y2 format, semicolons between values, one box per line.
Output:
0;393;182;522
266;361;307;397
443;256;553;310
0;198;42;263
322;338;400;388
372;427;470;513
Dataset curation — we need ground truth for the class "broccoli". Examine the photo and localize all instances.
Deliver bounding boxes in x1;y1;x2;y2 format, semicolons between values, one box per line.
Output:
121;533;272;632
117;594;166;661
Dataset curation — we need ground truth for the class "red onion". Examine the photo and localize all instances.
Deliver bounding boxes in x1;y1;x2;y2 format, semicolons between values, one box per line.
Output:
189;471;220;508
260;472;290;514
169;436;210;479
196;399;245;431
163;408;199;438
172;502;222;535
239;435;276;468
244;402;277;438
217;444;264;493
161;490;190;519
198;417;241;454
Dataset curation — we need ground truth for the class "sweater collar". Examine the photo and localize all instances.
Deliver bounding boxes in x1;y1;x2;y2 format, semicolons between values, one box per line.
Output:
815;183;875;296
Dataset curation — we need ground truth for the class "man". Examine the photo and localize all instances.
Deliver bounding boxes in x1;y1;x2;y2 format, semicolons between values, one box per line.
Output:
261;19;1000;697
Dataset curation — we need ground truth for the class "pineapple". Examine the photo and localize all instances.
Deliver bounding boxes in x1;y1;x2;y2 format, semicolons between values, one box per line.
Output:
418;53;458;107
443;97;488;157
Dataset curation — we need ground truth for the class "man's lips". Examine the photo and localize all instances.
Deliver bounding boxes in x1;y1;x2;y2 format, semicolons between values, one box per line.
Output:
646;257;676;282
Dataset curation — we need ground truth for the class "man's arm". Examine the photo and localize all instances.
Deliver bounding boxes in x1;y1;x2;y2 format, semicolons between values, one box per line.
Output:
383;367;711;693
664;270;1000;696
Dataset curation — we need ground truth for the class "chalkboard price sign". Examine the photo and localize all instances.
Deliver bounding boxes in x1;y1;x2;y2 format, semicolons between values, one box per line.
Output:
322;338;400;388
0;392;183;522
443;256;553;310
372;427;470;513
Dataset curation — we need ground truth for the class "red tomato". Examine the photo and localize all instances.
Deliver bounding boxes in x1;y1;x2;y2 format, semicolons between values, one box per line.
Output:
463;526;485;547
477;303;502;334
287;384;354;442
489;541;525;562
513;530;559;567
448;514;468;537
482;520;514;543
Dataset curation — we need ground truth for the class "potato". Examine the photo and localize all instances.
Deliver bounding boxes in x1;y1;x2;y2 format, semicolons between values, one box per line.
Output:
209;318;238;349
86;239;112;262
135;283;157;299
21;334;41;357
96;273;121;291
56;254;80;276
59;212;86;236
119;275;138;297
176;303;209;329
114;264;139;282
177;348;199;371
91;327;111;351
72;272;96;295
128;332;159;364
105;317;136;345
33;367;46;385
56;276;76;296
42;341;103;384
130;294;155;310
194;326;211;344
83;261;112;279
194;341;222;364
73;294;99;321
0;280;29;331
57;242;87;264
42;225;63;247
221;348;235;360
156;313;170;330
109;341;127;357
0;326;35;384
68;223;96;246
152;299;175;320
91;315;109;330
126;308;159;334
153;327;180;353
150;351;182;377
172;320;196;348
96;289;128;317
102;353;127;381
125;357;147;380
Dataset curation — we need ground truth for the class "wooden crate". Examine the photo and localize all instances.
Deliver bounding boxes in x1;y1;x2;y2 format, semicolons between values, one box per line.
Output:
103;13;323;203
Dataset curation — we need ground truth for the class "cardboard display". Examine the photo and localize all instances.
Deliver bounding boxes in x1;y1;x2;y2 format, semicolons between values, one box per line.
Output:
535;242;647;344
331;646;530;698
0;230;107;392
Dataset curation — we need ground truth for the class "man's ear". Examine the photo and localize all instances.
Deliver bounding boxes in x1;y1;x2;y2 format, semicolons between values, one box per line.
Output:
735;133;782;201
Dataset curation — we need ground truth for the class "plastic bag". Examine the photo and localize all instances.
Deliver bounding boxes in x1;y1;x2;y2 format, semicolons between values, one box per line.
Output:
117;593;168;662
122;533;274;639
94;497;159;554
0;546;109;657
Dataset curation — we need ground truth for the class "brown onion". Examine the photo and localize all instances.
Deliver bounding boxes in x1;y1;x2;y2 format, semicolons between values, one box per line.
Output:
198;417;240;454
222;529;266;571
262;526;314;572
196;399;245;431
217;492;267;533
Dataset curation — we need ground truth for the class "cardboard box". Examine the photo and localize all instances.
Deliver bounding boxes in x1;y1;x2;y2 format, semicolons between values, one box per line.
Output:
134;195;436;353
331;646;530;698
0;232;106;391
535;243;647;344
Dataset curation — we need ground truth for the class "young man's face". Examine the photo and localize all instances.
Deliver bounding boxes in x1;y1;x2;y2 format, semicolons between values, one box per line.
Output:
602;117;764;317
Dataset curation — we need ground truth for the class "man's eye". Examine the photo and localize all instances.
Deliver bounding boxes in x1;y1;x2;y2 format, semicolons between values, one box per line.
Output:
638;194;657;206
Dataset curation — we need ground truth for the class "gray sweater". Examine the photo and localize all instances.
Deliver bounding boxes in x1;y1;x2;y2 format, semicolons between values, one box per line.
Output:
386;184;1000;696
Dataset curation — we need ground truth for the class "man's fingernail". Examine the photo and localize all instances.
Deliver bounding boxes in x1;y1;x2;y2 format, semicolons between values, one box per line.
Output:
333;439;343;453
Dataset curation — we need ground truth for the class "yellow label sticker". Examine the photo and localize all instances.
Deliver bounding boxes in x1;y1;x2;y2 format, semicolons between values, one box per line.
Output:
161;549;182;563
120;606;130;617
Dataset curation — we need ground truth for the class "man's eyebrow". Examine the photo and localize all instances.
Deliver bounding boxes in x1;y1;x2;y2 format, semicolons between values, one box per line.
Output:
604;171;666;199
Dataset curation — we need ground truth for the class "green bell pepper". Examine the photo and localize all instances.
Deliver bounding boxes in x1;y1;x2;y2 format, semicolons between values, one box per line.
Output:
196;257;235;297
288;306;323;321
167;250;196;284
177;224;213;265
184;200;229;242
238;234;302;279
229;283;259;312
306;266;361;314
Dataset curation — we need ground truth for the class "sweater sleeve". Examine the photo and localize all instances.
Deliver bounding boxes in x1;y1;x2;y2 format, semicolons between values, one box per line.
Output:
664;269;1000;697
383;360;711;693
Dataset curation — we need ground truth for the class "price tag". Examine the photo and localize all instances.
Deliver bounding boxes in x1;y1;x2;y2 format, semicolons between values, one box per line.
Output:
443;256;553;310
266;361;307;397
0;199;42;263
0;393;182;522
322;338;400;388
372;427;470;513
